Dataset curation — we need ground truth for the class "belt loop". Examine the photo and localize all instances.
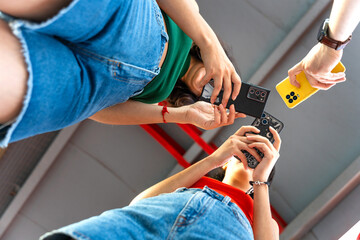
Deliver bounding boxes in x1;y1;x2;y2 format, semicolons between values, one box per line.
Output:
222;196;231;205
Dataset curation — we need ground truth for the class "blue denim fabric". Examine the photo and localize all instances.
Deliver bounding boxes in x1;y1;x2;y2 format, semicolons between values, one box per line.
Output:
40;187;254;240
0;0;168;147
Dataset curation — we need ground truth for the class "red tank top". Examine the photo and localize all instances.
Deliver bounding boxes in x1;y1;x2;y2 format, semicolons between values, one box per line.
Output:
190;176;254;226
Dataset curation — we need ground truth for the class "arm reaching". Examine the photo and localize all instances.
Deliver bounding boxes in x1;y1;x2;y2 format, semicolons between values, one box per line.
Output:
288;0;360;90
157;0;241;105
131;125;262;205
246;127;281;240
89;100;245;130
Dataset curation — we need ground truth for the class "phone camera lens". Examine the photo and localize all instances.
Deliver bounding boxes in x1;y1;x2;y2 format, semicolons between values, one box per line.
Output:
262;119;268;125
286;94;290;99
260;91;266;97
255;91;260;96
289;99;293;103
290;91;295;96
293;96;298;100
261;113;266;118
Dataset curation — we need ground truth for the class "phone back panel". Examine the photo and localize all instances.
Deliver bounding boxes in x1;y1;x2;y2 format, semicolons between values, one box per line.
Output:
276;61;345;108
200;81;270;118
241;112;284;168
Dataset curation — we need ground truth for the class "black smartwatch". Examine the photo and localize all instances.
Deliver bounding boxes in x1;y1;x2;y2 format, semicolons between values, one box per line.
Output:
317;18;352;50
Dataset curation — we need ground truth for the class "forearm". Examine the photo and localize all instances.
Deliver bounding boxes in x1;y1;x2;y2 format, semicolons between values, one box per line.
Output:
329;0;360;41
89;100;187;125
130;155;216;205
253;185;279;240
156;0;219;49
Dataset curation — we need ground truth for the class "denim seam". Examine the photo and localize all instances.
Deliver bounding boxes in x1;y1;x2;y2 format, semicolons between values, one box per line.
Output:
167;192;214;240
230;204;254;236
69;44;159;75
151;0;168;68
0;25;33;148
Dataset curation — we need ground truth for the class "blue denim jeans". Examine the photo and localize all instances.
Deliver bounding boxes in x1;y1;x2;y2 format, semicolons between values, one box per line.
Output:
40;187;254;240
0;0;168;147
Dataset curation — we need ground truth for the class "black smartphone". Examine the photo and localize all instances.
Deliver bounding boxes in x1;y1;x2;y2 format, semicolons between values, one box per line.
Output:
199;79;270;118
241;112;284;168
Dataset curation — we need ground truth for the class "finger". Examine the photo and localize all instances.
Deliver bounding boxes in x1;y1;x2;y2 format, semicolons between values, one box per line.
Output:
315;71;345;81
269;127;281;151
226;104;236;125
213;105;221;125
233;152;249;170
245;147;262;163
288;62;302;88
210;76;223;104
235;112;247;119
308;77;336;90
235;126;260;136
316;76;346;84
221;74;231;106
246;134;273;150
231;72;241;101
219;104;228;125
248;142;272;159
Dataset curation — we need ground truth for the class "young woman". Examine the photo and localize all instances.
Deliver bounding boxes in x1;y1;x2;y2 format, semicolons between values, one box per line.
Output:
40;126;281;240
0;0;242;147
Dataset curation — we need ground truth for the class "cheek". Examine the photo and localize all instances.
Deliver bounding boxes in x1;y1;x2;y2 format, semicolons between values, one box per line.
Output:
191;68;207;96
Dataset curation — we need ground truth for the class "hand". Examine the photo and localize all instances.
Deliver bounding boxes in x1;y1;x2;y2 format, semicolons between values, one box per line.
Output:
288;43;346;90
209;126;262;169
246;127;281;181
199;42;241;106
184;101;246;130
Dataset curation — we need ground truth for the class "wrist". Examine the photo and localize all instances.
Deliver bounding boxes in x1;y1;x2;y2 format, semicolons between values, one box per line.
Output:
166;106;188;124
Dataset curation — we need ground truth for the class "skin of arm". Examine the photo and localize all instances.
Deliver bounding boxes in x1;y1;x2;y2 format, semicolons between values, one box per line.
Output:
247;128;281;240
156;0;241;106
288;0;360;90
89;100;245;130
130;125;262;205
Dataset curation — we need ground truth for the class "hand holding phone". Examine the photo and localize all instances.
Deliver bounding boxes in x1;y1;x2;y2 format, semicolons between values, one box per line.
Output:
240;112;284;168
200;79;270;118
276;61;345;108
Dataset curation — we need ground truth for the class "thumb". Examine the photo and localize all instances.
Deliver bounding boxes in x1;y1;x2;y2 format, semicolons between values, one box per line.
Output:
288;62;303;88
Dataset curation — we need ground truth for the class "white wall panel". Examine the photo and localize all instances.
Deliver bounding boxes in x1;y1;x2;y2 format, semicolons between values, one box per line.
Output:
70;120;178;192
2;214;46;240
19;143;136;234
312;185;360;240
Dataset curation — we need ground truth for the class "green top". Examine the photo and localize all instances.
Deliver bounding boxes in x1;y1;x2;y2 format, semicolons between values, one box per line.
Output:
131;12;193;104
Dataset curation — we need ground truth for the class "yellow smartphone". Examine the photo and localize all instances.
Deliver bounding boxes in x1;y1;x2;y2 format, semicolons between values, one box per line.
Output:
276;62;345;108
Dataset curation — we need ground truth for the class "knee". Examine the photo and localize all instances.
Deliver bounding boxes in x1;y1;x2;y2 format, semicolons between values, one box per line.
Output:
0;20;28;123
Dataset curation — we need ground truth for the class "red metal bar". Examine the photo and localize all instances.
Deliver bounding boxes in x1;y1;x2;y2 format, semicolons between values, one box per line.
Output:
185;124;203;136
177;124;216;155
140;124;190;168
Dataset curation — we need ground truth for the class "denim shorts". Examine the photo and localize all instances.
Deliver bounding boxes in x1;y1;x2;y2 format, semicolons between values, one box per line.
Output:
40;187;254;240
0;0;168;147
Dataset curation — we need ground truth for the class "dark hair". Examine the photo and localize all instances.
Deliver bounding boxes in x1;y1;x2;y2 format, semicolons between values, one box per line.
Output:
167;42;238;107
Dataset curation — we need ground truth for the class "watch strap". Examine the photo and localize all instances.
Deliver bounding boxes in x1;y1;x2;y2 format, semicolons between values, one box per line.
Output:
320;34;352;50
